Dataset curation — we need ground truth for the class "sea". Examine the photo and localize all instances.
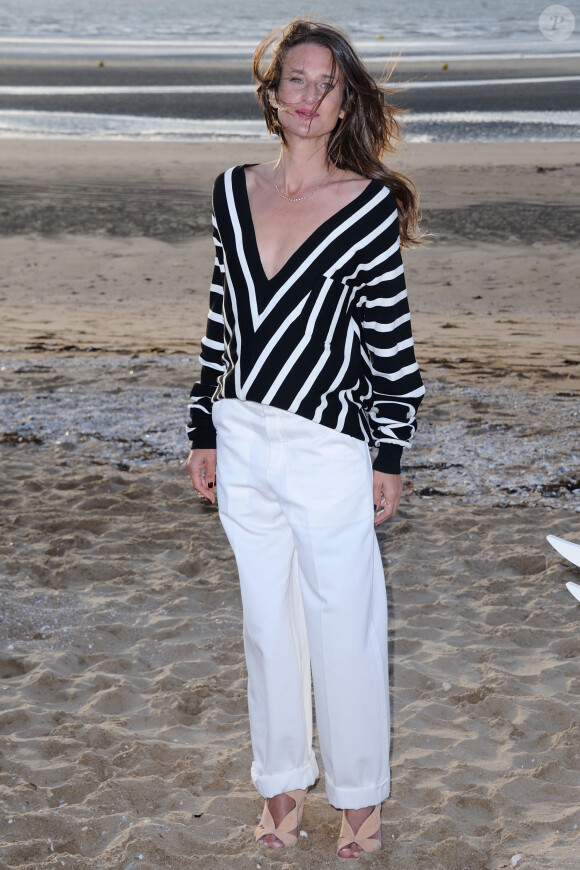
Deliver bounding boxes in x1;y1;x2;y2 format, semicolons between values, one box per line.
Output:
1;0;579;142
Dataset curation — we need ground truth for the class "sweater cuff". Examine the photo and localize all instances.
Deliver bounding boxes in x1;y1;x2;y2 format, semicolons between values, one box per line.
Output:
372;444;403;475
187;428;217;450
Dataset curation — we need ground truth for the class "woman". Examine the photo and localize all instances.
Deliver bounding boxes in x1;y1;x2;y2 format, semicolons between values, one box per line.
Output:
186;19;424;859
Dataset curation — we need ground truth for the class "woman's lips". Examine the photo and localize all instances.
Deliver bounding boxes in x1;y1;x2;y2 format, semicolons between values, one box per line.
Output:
296;109;319;119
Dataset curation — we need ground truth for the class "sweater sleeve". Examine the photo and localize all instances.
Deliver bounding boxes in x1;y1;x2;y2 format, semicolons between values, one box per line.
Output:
186;210;226;449
358;194;425;475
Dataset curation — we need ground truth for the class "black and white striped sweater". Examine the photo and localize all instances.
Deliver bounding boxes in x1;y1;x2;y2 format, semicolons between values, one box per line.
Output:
187;165;424;474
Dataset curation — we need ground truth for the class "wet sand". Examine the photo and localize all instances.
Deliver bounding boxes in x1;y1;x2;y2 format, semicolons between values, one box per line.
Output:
1;56;579;118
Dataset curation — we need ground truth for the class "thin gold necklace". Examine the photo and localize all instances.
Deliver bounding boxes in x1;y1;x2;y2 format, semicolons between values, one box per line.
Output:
274;176;320;203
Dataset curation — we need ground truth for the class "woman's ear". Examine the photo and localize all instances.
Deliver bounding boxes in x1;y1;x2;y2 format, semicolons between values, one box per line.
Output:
339;86;348;120
268;89;279;109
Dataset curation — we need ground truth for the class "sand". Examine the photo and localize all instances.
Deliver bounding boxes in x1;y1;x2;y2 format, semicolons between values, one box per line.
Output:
1;138;579;870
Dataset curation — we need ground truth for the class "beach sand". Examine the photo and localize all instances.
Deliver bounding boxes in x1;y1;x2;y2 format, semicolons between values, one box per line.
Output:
1;138;579;869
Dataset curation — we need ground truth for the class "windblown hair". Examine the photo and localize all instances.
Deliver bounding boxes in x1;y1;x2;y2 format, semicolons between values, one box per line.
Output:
253;18;422;246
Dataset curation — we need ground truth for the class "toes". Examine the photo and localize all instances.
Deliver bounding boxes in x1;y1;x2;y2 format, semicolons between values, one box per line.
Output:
258;834;284;850
338;842;360;859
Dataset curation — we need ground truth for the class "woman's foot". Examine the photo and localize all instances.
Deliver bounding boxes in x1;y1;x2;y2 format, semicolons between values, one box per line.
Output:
337;805;381;858
255;789;306;849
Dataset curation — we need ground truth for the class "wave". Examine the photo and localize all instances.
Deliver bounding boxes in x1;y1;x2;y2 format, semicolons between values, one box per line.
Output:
1;109;578;143
0;36;578;61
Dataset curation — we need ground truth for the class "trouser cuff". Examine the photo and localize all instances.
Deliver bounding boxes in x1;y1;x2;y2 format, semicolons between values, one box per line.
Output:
251;752;319;799
325;773;390;810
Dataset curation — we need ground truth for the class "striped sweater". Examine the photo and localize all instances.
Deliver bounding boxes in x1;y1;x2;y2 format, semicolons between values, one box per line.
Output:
187;165;424;474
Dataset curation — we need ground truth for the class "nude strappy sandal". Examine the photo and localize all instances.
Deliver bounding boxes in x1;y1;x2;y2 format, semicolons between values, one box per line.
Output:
336;805;382;856
254;788;307;849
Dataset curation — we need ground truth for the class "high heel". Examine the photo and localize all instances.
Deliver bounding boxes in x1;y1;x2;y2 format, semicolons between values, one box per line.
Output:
254;788;307;849
336;805;381;857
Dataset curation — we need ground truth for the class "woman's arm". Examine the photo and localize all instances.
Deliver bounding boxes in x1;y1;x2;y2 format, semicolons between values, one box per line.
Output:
186;209;226;452
186;202;226;503
359;192;425;513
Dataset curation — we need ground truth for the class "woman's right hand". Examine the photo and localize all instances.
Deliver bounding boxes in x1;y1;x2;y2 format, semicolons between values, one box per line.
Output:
186;448;217;504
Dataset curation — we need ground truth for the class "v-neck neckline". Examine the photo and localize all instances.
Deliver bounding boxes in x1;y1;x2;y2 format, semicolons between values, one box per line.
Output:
236;164;380;288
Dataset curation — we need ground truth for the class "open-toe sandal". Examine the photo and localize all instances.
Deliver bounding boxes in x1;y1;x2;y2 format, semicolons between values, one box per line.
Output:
336;805;381;856
254;788;307;849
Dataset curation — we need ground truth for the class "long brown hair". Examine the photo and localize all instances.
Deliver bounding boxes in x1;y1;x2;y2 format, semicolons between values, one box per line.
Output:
253;19;421;246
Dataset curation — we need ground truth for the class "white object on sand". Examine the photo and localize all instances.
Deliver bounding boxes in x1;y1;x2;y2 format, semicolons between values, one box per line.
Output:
546;535;580;601
546;534;580;568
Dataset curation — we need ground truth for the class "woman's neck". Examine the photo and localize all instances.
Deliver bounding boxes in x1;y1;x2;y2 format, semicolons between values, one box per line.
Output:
274;140;335;193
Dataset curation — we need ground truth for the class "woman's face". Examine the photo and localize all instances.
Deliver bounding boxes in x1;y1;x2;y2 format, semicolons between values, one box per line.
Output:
273;42;345;141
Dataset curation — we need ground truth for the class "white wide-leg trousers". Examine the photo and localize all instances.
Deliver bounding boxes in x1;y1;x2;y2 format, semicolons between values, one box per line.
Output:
213;398;390;809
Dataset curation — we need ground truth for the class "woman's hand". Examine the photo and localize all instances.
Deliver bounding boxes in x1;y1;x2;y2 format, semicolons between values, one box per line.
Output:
186;448;217;504
372;471;402;525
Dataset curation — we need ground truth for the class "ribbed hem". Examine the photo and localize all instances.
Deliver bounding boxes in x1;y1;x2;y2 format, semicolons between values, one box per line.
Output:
372;444;403;475
325;772;390;810
188;430;217;450
251;752;319;799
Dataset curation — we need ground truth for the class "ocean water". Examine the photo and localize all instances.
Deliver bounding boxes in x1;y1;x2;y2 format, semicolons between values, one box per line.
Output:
1;0;579;142
2;0;579;55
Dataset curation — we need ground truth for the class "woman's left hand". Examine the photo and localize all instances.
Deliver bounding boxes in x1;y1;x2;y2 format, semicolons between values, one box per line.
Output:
372;471;402;525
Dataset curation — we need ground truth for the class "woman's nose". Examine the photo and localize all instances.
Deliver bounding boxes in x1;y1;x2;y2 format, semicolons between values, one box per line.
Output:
303;82;317;103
